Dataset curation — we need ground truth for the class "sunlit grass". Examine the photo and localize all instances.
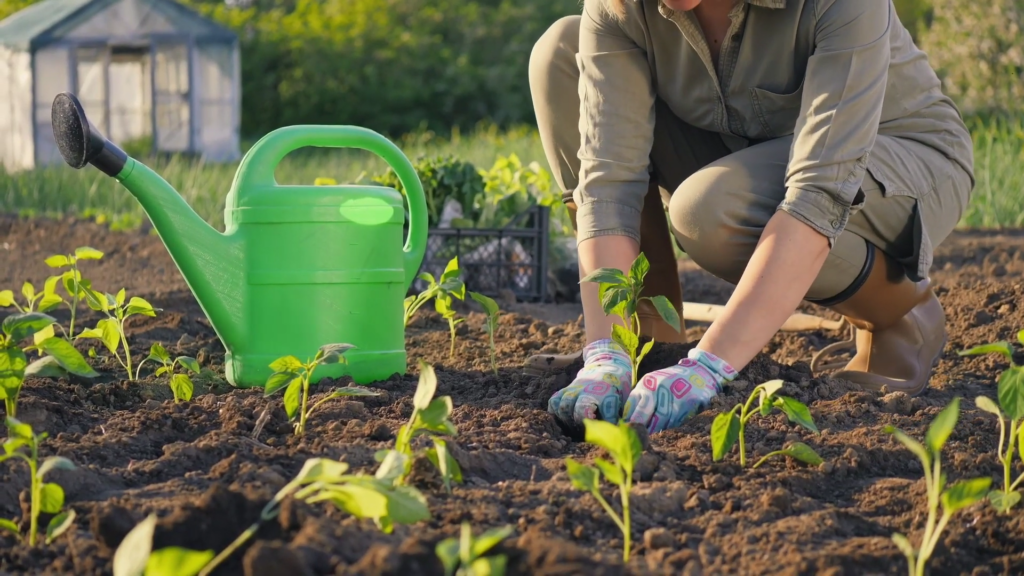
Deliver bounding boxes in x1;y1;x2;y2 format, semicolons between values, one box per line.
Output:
960;114;1024;228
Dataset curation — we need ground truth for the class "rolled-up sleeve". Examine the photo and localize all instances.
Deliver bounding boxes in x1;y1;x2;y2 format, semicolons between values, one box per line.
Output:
573;0;656;244
778;0;891;242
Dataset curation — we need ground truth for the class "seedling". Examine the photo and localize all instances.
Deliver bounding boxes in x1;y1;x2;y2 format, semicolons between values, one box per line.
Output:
138;343;201;403
469;292;501;375
0;279;63;315
404;256;466;327
0;418;77;547
436;522;514;576
44;246;104;337
565;419;641;562
884;397;992;576
377;360;462;491
581;253;681;388
436;292;465;359
111;514;213;576
264;344;381;435
958;331;1024;512
76;288;159;380
711;380;821;467
1;312;97;418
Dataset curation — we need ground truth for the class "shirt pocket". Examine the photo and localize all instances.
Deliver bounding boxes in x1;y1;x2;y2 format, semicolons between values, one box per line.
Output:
749;82;804;140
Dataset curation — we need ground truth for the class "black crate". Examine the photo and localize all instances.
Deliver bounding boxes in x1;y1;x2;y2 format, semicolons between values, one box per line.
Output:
413;205;550;302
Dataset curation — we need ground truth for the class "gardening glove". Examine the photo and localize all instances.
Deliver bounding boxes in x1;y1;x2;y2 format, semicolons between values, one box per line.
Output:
624;348;736;434
548;339;632;427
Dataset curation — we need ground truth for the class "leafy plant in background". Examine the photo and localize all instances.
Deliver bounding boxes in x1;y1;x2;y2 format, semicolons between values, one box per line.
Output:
264;344;380;436
76;288;158;381
884;397;992;576
469;292;501;375
138;343;201;403
405;257;466;327
0;279;63;315
581;253;681;388
373;155;485;228
711;380;821;468
436;522;514;576
477;153;553;229
958;331;1024;512
0;418;77;547
1;312;97;418
44;246;104;337
565;420;641;562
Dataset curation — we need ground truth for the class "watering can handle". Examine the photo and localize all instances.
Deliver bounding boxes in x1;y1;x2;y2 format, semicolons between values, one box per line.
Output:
234;125;428;289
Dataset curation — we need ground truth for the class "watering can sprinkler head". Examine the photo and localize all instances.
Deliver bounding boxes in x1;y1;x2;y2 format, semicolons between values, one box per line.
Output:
52;92;128;177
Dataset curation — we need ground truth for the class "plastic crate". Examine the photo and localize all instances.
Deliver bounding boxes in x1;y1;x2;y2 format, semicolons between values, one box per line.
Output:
413;205;550;302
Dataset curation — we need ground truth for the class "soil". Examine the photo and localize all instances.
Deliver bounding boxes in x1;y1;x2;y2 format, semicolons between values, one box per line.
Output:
1;214;1024;576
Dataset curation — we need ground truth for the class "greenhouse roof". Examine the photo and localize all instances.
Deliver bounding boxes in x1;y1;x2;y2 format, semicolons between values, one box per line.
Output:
0;0;236;50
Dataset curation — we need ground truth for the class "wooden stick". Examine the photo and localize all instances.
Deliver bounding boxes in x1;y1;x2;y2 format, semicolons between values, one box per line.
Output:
682;302;845;332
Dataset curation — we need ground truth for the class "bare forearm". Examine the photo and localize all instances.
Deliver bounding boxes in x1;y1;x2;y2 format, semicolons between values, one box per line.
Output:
578;234;640;344
698;211;830;370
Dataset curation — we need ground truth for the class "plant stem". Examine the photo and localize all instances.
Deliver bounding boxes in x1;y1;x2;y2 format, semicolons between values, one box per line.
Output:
1005;419;1019;495
737;390;761;467
916;510;952;576
69;264;80;338
449;319;456;358
589;489;626;553
752;450;785;469
621;470;632;562
298;373;311;435
489;330;497;375
28;440;39;547
118;318;134;380
6;398;15;419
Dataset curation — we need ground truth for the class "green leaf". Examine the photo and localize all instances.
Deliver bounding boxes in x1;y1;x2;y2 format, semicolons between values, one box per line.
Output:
22;282;35;301
436;537;460;576
636;339;655;368
629;253;650;283
711;407;741;461
38;456;75;479
144;547;214;576
0;347;28;394
884;425;931;465
470;525;515;560
777;442;824;466
998;367;1024;421
435;294;455;317
647;295;681;333
292;458;350;485
758;380;785;403
3;312;58;342
283;378;302;420
580;268;627;286
414;397;457;435
565;458;600;492
116;290;126;307
611;324;638;355
45;509;75;544
600;285;630;318
38;337;98;378
327;387;381;400
25;355;66;378
413;361;439;411
125;296;157;317
95;318;120;354
375;450;410;485
149;343;170;363
45;255;71;268
1019;421;1024;462
40;482;65;514
774;396;819;434
319;343;355;364
925;397;961;454
441;256;461;281
469;292;500;317
74;247;104;260
264;372;297;396
310;483;390;519
941;477;992;513
958;342;1015;361
1018;330;1024;347
469;556;507;576
0;290;14;307
989;490;1021;513
427;438;462;492
593;457;624;486
113;513;157;576
5;417;33;440
975;396;1003;417
81;287;108;312
32;323;56;346
583;419;642;473
169;374;194;402
269;356;304;373
175;357;200;374
38;293;63;313
891;533;915;559
0;518;20;539
384;485;432;525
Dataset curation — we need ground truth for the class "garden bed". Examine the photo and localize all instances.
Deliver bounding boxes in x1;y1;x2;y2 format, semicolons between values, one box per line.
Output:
1;214;1023;575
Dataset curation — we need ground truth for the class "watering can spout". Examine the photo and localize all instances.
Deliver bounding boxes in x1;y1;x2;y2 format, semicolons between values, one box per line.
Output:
51;92;246;349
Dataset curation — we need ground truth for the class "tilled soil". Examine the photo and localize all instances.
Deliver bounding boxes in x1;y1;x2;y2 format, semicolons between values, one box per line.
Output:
1;214;1024;575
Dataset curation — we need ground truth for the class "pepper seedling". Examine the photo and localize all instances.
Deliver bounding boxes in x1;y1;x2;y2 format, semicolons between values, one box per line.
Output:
436;292;465;359
404;256;466;327
436;522;514;576
138;343;201;403
44;246;104;337
0;279;63;315
264;344;381;436
884;397;992;576
580;253;681;388
111;514;214;576
958;330;1024;513
711;379;821;468
1;312;98;418
0;418;77;547
76;287;158;381
565;419;641;562
469;292;501;375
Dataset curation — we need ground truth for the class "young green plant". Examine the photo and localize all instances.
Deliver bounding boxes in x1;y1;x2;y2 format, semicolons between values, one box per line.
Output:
111;513;214;576
76;288;158;380
580;253;681;388
436;292;465;359
0;418;77;547
469;291;501;375
44;246;104;337
138;343;201;403
565;419;641;562
958;331;1024;512
404;256;466;327
436;522;514;576
0;279;63;315
1;312;98;418
711;379;821;468
264;344;381;435
884;397;992;576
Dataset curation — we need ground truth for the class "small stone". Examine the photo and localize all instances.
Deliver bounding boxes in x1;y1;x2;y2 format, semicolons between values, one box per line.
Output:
970;309;994;327
703;474;729;492
684;490;711;511
998;304;1014;315
698;541;719;565
144;399;161;410
644;527;674;550
176;333;196;348
365;422;391;441
821;461;835;474
879;391;913;415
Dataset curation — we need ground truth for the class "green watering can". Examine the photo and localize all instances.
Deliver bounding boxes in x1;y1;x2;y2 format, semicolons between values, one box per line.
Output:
50;92;428;387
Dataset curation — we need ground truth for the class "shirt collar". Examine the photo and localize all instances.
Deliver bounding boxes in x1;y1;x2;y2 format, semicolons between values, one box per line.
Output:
747;0;786;8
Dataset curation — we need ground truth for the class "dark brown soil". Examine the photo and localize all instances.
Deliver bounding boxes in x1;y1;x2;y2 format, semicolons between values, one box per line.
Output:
1;214;1023;575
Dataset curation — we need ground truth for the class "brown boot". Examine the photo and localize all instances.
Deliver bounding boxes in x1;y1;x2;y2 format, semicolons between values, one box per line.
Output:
810;243;946;396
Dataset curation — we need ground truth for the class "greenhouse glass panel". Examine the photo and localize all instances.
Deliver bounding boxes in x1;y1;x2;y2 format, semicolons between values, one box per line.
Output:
35;47;71;164
153;42;190;152
198;43;234;157
76;46;108;135
108;46;151;146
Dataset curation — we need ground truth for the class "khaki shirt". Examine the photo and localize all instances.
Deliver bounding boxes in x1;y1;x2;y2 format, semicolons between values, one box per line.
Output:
573;0;975;244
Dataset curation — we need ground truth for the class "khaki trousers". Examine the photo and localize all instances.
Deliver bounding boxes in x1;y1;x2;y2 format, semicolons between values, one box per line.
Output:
528;16;971;302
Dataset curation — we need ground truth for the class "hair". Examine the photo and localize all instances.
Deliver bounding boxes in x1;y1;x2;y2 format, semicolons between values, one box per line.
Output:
604;0;628;19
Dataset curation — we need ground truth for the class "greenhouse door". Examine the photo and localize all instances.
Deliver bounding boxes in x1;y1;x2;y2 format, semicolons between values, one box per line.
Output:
151;41;191;153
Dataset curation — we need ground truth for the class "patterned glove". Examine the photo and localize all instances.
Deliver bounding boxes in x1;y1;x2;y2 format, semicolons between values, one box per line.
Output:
548;339;632;427
624;348;736;433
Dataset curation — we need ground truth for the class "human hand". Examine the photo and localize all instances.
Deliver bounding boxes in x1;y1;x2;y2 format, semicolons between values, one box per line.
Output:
548;339;632;427
624;348;736;433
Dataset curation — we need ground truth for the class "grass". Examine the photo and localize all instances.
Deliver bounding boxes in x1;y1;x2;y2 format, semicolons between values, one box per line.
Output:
1;116;1022;230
